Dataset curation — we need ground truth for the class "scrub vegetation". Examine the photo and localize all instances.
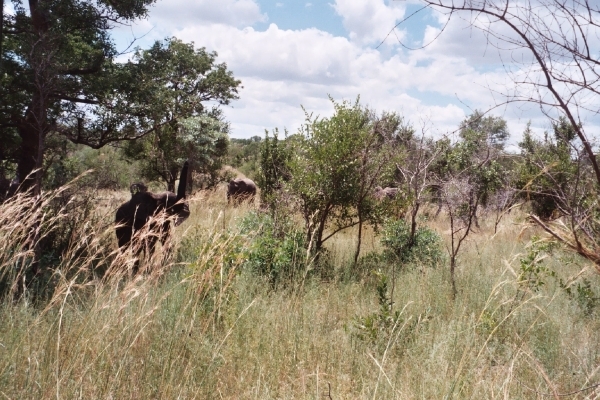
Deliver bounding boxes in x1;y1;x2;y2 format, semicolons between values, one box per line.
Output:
2;1;600;398
0;184;599;399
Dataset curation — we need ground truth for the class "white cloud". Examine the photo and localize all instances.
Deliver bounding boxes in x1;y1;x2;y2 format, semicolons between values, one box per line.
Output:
176;23;357;85
114;0;599;146
420;13;530;67
333;0;407;45
168;21;485;138
149;0;266;29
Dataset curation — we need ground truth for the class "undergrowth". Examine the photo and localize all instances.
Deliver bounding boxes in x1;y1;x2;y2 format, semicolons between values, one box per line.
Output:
0;188;599;399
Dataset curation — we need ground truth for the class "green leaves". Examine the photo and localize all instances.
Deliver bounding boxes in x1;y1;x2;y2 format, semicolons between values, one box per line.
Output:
439;112;508;212
516;118;581;219
381;219;445;267
286;97;406;255
119;38;240;189
1;0;240;191
290;98;370;208
258;128;291;204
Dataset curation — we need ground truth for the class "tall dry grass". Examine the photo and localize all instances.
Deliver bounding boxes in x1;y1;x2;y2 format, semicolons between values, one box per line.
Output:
0;184;599;399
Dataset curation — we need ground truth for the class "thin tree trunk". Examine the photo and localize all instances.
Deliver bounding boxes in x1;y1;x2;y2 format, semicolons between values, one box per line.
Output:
354;212;363;266
450;257;457;299
448;210;457;299
314;207;331;263
409;201;420;248
167;165;178;192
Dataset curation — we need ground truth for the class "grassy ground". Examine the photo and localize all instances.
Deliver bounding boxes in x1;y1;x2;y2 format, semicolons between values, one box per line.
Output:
1;186;599;399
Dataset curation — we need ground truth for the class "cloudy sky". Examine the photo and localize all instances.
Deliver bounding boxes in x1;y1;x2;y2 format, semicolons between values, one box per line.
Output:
110;0;597;149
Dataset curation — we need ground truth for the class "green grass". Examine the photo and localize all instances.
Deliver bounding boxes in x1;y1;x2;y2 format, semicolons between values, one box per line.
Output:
0;186;599;399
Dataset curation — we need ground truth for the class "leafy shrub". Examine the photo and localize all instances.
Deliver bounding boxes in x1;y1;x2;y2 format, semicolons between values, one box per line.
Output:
562;278;600;316
353;271;426;353
381;219;445;267
517;237;599;316
44;141;139;190
239;211;307;288
354;271;402;345
517;238;555;292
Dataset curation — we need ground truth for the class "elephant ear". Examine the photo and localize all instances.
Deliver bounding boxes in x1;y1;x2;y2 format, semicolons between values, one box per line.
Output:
177;161;189;200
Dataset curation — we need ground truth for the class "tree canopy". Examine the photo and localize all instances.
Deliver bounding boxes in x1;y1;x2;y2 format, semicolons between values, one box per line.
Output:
288;98;405;256
121;38;240;191
0;1;239;194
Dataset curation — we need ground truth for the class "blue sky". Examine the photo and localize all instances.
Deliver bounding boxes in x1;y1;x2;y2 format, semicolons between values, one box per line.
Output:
89;0;600;148
255;1;347;36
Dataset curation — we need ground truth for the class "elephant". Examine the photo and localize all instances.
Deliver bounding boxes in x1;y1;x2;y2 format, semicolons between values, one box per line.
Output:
129;182;148;196
227;178;257;204
374;186;399;200
115;161;190;271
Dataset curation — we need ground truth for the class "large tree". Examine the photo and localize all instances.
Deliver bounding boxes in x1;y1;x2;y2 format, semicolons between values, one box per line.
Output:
1;1;240;195
1;0;153;193
121;38;240;191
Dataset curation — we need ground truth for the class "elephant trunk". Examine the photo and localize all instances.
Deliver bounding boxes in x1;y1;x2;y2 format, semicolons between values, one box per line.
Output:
177;161;189;200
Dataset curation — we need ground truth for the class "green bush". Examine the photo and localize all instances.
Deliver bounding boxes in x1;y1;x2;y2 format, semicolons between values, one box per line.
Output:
44;142;139;190
381;219;445;267
239;211;307;288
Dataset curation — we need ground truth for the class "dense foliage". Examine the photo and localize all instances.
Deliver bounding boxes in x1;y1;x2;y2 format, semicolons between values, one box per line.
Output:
1;4;239;194
121;38;240;191
516;118;582;220
287;98;406;257
240;211;306;288
1;0;155;192
381;219;445;267
227;136;262;179
257;129;291;206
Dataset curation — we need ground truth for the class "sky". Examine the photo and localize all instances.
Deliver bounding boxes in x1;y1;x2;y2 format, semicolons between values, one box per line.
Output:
15;0;600;150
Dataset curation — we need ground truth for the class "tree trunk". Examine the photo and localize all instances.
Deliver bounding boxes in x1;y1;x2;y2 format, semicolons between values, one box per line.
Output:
408;201;420;248
354;212;363;266
313;207;331;263
448;210;457;299
167;165;179;192
15;0;51;195
17;101;47;195
315;218;326;256
17;124;40;193
450;257;457;299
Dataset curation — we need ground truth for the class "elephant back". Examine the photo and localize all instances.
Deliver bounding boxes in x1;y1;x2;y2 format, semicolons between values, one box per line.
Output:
227;178;257;202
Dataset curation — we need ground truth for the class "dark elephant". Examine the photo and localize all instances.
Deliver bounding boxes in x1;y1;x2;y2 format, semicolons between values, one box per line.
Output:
374;186;399;200
227;178;257;204
115;161;190;271
129;182;148;196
